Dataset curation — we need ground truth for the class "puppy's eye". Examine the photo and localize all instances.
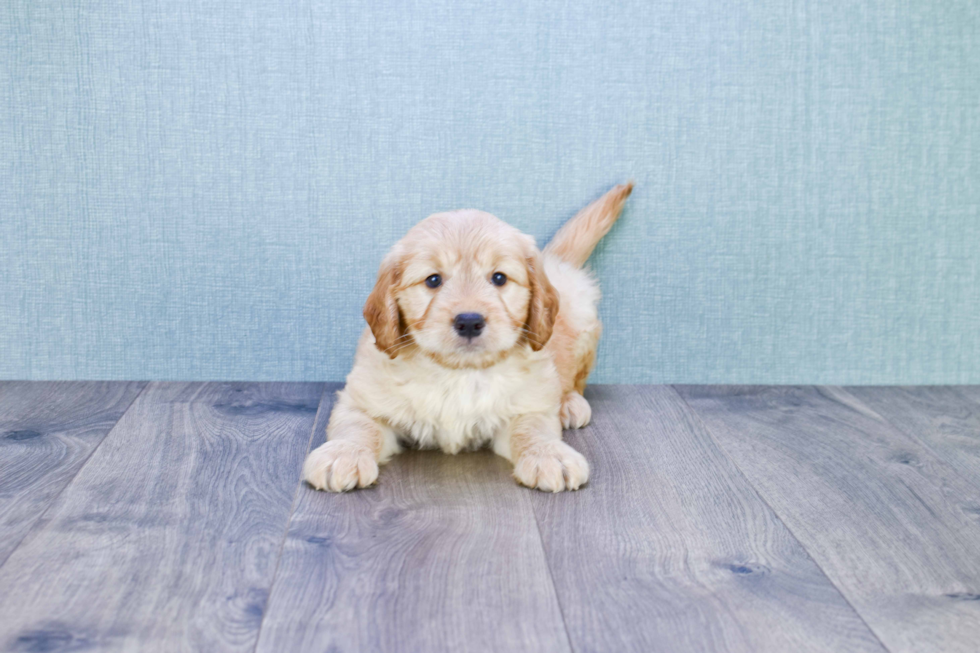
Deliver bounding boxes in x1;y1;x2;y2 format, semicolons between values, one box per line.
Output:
425;274;442;289
491;272;507;287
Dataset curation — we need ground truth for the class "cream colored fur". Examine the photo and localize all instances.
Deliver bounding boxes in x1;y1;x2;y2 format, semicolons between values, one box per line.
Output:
303;182;633;492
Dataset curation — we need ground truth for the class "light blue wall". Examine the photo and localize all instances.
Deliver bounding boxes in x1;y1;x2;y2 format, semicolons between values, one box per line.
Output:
2;1;978;383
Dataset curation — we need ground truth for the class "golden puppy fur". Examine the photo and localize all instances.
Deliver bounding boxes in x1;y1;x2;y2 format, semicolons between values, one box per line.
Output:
303;182;633;492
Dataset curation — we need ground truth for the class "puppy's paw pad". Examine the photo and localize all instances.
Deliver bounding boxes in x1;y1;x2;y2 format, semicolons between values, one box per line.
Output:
514;441;590;492
303;440;379;492
560;392;592;429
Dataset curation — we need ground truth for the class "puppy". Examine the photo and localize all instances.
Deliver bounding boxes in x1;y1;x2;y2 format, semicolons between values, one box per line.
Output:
303;182;633;492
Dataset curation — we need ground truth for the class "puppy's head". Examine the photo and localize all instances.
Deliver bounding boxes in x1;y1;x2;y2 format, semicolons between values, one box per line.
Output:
364;210;559;367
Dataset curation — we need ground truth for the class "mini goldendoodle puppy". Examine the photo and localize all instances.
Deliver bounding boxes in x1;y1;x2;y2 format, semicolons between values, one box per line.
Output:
303;182;633;492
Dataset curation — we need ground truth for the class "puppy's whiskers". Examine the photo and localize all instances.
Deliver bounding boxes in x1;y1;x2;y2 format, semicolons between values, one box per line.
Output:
517;327;544;348
383;334;417;356
384;340;415;354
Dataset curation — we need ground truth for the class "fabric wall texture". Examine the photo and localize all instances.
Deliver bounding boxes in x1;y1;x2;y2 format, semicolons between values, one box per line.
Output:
1;1;978;383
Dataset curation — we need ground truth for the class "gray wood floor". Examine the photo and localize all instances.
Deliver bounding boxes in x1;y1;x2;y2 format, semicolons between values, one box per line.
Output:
0;383;977;652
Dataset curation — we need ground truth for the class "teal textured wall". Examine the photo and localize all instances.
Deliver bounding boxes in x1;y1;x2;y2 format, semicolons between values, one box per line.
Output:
1;1;978;383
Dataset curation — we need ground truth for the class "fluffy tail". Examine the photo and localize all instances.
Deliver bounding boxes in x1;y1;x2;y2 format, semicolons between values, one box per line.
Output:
544;181;633;267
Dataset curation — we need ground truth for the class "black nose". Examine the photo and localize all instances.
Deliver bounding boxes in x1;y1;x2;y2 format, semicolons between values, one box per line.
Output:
453;313;486;339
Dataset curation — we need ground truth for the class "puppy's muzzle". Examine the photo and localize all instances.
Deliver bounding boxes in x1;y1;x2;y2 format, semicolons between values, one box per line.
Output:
453;313;486;340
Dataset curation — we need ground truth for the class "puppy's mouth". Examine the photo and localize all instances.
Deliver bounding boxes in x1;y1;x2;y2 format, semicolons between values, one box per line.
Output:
409;326;514;369
454;336;488;351
428;342;510;370
445;337;496;363
407;312;518;368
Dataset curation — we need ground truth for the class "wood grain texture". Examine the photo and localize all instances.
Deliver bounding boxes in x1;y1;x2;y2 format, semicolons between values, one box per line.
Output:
844;386;980;493
0;382;322;653
0;381;146;567
531;385;886;653
676;385;980;653
254;385;572;653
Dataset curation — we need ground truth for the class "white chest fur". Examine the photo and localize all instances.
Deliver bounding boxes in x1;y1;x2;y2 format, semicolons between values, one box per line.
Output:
349;342;561;454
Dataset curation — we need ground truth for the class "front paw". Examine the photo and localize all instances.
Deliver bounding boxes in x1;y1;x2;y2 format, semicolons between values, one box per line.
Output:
513;440;590;492
560;392;592;429
303;440;379;492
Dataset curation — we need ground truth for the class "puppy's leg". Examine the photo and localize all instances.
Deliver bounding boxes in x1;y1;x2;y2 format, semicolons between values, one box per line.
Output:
560;391;592;429
498;413;590;492
303;399;396;492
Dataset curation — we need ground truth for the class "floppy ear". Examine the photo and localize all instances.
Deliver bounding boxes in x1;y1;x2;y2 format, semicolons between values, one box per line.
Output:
524;251;560;351
363;258;405;357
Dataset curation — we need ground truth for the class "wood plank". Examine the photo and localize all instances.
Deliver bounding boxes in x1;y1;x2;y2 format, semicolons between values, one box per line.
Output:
255;386;572;653
0;381;146;567
952;386;980;407
844;386;980;493
530;385;886;653
676;385;980;653
0;382;323;653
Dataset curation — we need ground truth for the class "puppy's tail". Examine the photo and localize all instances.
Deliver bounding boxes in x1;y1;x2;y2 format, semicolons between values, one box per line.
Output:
544;181;633;267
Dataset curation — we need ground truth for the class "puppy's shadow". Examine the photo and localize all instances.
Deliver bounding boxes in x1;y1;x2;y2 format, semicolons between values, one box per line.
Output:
383;447;515;496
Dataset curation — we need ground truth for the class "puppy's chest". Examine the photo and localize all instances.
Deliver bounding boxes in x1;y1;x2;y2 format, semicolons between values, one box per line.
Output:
387;365;531;452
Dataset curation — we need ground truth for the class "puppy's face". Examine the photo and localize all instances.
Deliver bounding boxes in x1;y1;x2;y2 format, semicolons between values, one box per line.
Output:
364;210;559;368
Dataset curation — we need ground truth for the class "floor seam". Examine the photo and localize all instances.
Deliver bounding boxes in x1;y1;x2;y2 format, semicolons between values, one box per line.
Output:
251;382;330;653
528;493;578;653
0;380;150;570
669;384;896;653
834;385;980;495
